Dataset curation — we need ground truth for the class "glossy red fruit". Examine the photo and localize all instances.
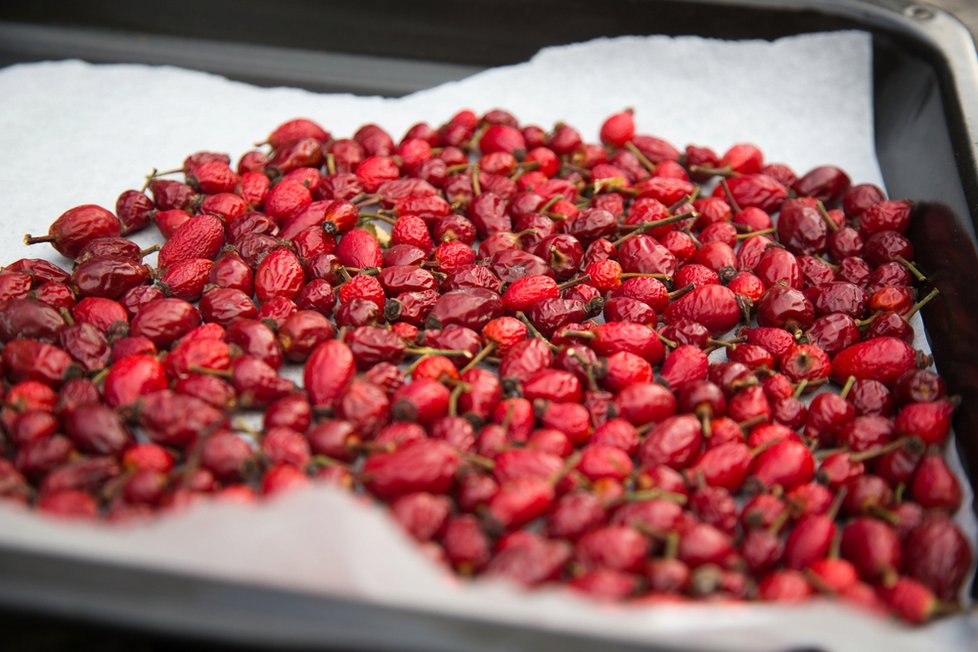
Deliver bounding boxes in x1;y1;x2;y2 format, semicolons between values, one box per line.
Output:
640;415;702;469
663;285;741;335
254;247;305;303
501;275;559;312
740;528;784;575
63;403;133;455
103;354;168;407
877;577;938;624
903;515;972;601
362;439;460;500
224;320;280;369
599;109;636;147
860;199;912;236
805;313;860;357
715;174;787;213
26;205;121;259
227;355;293;407
757;570;813;603
677;522;735;568
781;344;831;385
805;394;856;445
157;214;225;270
831;337;917;387
660;345;709;392
792;165;850;205
130;295;199;342
37;489;99;518
137;390;227;447
276;311;333;362
894;399;954;446
750;439;814;491
776;198;828;255
910;453;961;511
71;255;151;300
840;517;902;583
755;247;803;290
586;322;666;364
687;442;752;490
755;285;814;331
304;340;356;408
2;339;76;387
783;513;836;571
575;525;648;573
614;382;678;426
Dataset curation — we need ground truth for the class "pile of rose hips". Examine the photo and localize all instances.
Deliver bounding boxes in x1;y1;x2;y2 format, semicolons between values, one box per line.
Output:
3;107;973;625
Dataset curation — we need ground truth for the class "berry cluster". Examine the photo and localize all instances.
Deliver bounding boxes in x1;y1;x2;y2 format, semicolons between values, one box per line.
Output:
4;108;973;624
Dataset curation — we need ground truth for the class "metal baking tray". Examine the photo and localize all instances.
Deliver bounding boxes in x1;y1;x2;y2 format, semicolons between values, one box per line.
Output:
0;0;976;649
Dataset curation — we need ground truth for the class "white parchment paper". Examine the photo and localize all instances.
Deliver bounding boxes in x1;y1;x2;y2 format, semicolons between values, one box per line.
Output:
0;31;975;651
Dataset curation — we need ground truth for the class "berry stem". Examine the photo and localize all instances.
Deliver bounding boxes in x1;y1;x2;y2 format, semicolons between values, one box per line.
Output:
349;441;395;455
615;489;688;505
668;283;695;300
903;288;940;321
767;509;792;535
839;375;857;400
699;412;712;438
445;163;474;174
803;568;836;595
668;186;701;213
516;312;559;351
849;437;918;463
312;454;350;469
718;178;741;212
623;141;656;173
560;329;595;341
707;338;736;350
540;195;561;213
448;382;466;417
894;255;927;282
737;413;770;431
568;351;599;391
816;200;839;232
748;437;779;457
655;330;678;349
405;347;474;359
344;266;380;276
59;308;75;327
358;212;397;226
556;275;590;290
620;272;670;281
735;227;776;239
462;453;496;471
23;234;54;245
353;193;382;207
865;503;901;526
140;168;159;192
460;342;496;374
611;210;696;246
188;365;233;378
793;379;808;398
826;485;847;521
663;531;680;560
688;164;735;179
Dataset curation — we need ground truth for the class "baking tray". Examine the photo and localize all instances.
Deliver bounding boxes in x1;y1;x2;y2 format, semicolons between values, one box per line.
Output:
0;0;977;649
